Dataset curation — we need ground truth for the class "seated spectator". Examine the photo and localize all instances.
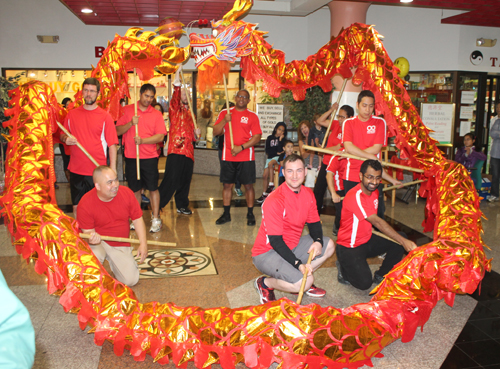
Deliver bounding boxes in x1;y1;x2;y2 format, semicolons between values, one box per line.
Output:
455;132;486;171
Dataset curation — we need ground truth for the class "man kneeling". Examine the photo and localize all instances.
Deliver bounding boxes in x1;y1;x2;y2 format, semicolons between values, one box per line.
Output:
77;166;148;286
252;154;335;303
336;160;417;290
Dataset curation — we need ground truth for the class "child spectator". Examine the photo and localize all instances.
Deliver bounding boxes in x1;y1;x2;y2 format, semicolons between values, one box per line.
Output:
455;132;486;170
257;122;287;203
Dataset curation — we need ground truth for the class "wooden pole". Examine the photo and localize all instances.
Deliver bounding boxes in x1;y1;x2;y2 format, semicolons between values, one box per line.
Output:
179;70;198;130
302;145;425;173
223;74;234;150
133;68;140;180
372;230;401;245
339;179;426;201
296;251;315;305
383;179;426;192
79;233;177;247
322;79;348;148
57;122;99;167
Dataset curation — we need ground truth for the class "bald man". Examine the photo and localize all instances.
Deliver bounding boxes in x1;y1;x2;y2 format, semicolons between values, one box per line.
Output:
77;166;148;286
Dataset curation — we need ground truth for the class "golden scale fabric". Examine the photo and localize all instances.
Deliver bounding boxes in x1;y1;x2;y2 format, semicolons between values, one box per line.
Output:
0;4;489;368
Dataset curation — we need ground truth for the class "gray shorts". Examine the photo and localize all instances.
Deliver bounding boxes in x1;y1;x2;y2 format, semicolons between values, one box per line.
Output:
252;235;331;284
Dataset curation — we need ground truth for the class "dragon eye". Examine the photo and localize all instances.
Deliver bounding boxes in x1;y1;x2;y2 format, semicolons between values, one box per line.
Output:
212;29;218;37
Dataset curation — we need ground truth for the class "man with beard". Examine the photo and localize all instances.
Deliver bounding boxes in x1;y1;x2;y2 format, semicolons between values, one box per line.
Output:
61;78;119;216
78;166;148;286
158;69;200;215
116;84;166;233
335;160;417;290
252;154;335;303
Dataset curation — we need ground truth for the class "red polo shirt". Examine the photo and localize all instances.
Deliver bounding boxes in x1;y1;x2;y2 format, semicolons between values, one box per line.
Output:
342;116;387;181
322;121;342;165
116;104;166;159
337;183;378;248
215;107;262;162
252;183;320;257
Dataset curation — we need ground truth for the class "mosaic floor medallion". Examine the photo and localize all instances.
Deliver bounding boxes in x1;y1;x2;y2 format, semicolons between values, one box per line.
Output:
133;247;217;278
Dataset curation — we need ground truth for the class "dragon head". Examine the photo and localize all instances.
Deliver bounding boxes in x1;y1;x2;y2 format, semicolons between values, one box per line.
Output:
189;20;255;70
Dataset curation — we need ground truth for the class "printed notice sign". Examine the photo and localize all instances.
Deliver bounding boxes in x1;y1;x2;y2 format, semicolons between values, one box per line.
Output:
257;104;284;139
420;103;455;145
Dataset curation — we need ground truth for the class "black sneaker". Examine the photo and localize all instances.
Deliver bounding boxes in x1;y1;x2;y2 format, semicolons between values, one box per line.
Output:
247;213;256;226
336;260;350;285
177;208;192;215
216;213;231;225
256;193;268;204
373;272;384;285
254;276;276;304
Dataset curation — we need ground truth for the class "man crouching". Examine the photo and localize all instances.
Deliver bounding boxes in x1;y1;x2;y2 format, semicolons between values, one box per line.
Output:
252;154;335;303
77;165;148;286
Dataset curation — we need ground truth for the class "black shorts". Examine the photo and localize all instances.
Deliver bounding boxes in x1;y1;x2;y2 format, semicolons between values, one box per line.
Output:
70;172;94;205
125;157;159;192
220;160;256;185
59;144;70;171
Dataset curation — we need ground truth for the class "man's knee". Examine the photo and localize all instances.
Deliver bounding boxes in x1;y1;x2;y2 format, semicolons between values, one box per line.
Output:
244;184;254;190
223;183;233;190
352;276;373;291
119;268;139;287
325;239;335;257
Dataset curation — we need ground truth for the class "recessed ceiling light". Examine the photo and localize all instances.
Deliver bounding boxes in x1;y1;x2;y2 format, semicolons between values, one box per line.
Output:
81;8;93;13
143;14;159;18
400;0;413;2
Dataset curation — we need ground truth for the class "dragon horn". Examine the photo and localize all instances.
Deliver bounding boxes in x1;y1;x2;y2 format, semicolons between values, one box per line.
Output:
221;0;253;26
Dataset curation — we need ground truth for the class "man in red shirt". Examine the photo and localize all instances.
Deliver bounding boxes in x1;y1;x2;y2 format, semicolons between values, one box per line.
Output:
314;103;354;215
342;90;401;218
61;78;119;217
78;166;148;286
116;84;166;233
213;89;262;226
336;160;417;290
252;154;335;303
158;69;200;216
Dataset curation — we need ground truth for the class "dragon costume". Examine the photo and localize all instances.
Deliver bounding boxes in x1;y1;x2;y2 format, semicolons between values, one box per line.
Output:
1;0;488;367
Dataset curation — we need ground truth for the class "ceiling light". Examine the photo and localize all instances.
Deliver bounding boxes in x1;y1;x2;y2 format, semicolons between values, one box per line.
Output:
29;71;36;77
476;38;497;47
400;0;413;2
143;14;159;18
81;8;93;14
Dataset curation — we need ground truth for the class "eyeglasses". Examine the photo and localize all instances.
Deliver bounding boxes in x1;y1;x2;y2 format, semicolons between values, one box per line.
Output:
336;115;346;119
235;95;249;100
363;175;382;182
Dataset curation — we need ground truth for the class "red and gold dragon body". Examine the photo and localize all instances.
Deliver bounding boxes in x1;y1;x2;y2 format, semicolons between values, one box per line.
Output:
1;0;489;367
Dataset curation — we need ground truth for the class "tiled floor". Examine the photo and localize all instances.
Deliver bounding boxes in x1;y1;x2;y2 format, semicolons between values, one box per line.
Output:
2;174;500;368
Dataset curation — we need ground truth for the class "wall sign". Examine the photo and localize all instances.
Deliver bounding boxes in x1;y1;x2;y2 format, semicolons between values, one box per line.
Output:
420;103;455;145
257;104;284;139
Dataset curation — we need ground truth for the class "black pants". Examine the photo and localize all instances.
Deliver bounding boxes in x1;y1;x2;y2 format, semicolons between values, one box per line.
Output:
344;180;385;219
333;190;345;231
313;163;328;214
336;233;405;291
158;154;193;209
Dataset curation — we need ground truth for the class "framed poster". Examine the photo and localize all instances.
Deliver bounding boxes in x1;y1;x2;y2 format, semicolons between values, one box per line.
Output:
420;103;455;145
257;104;284;139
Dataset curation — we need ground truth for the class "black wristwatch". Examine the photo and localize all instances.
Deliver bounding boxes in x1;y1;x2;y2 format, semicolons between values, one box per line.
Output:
241;145;245;151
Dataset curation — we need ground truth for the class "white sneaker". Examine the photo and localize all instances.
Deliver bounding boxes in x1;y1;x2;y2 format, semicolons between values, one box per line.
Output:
150;217;162;233
488;195;499;202
130;222;135;231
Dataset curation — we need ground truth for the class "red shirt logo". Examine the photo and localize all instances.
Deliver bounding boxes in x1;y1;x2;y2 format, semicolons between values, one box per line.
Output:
241;116;249;124
367;125;376;134
374;199;379;209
